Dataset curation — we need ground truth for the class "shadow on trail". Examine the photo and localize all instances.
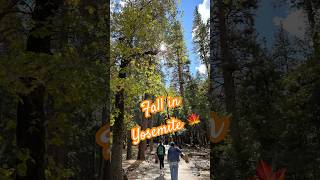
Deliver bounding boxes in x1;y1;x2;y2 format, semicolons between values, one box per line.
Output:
154;174;166;180
126;160;143;171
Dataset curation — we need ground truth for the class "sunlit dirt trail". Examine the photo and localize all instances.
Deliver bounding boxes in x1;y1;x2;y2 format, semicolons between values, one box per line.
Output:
125;145;209;180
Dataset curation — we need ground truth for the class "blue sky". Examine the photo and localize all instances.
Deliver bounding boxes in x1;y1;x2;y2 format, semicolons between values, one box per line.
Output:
179;0;207;76
114;0;305;77
255;1;288;45
179;0;305;77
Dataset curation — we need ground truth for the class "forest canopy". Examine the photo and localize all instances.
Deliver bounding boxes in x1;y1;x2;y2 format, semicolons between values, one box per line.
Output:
0;0;320;179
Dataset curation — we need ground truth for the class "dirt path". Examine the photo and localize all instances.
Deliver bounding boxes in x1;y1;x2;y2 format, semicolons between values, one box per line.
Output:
126;145;209;180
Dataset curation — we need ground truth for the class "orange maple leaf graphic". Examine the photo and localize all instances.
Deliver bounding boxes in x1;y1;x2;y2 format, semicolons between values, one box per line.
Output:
248;160;286;180
210;111;230;143
187;113;201;126
95;123;110;160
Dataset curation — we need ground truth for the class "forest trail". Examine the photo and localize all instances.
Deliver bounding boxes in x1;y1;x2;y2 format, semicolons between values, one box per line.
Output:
125;145;208;180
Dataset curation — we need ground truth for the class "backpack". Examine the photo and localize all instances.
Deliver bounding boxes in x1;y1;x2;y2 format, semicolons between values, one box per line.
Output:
157;145;165;156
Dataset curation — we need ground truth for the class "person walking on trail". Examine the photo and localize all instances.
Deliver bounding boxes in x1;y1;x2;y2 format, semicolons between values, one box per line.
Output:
167;142;182;180
156;140;166;174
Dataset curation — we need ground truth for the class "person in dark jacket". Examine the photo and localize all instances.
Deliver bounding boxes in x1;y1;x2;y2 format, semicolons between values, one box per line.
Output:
156;140;166;174
167;142;182;180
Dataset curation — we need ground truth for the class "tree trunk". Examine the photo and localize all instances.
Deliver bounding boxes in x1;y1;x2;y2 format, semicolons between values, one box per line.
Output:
305;0;320;58
217;0;238;136
99;159;111;180
212;0;241;178
111;58;129;180
111;87;125;180
126;130;132;160
99;104;111;180
137;94;148;160
17;84;46;180
209;0;216;177
149;116;154;152
98;0;111;178
16;1;61;180
177;57;184;97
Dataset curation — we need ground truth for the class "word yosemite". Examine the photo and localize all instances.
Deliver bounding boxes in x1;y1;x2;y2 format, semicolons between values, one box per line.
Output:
140;96;182;118
131;117;185;145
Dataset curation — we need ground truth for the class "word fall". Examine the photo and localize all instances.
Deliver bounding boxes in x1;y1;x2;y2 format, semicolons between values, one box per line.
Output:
140;96;182;118
131;117;185;145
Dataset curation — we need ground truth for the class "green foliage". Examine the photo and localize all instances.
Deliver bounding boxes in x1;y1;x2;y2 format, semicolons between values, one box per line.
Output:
16;149;31;176
0;167;14;180
46;156;75;180
0;0;109;179
192;7;209;72
0;0;318;179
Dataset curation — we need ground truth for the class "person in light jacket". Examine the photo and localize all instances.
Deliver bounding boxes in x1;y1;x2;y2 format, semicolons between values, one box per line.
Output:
167;142;182;180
